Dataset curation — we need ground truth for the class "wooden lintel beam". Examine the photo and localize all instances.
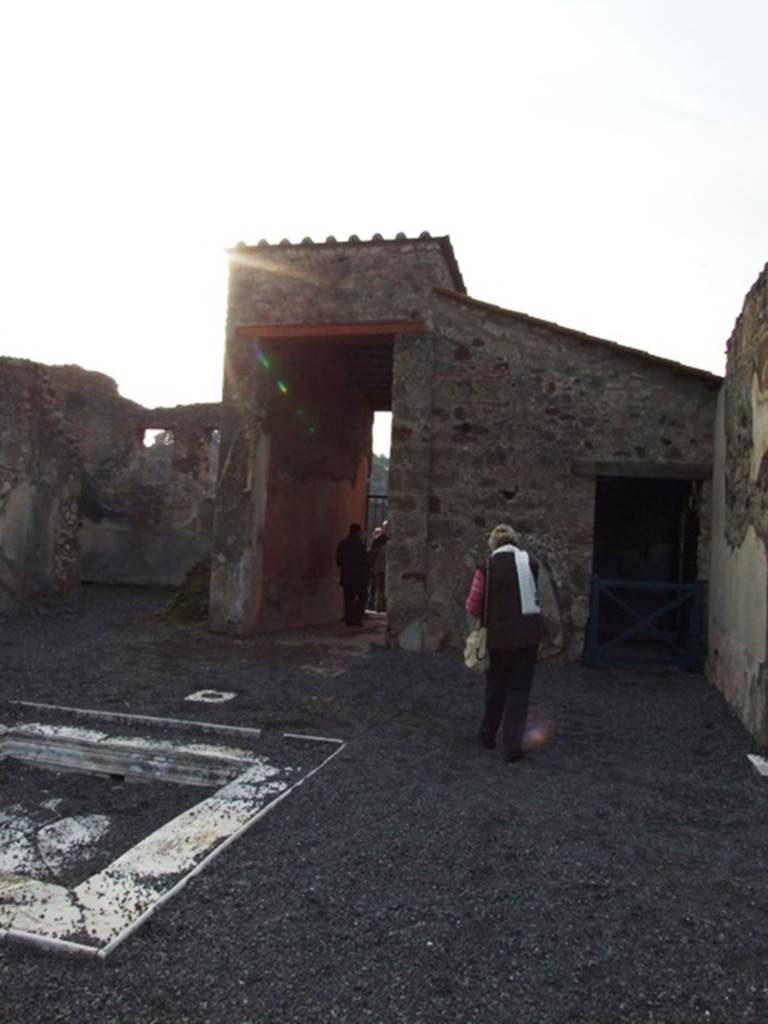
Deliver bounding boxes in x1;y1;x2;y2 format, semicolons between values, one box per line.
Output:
572;460;712;481
236;320;423;341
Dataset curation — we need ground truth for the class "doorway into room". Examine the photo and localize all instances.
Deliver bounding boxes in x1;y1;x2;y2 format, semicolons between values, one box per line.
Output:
584;475;704;669
253;329;395;634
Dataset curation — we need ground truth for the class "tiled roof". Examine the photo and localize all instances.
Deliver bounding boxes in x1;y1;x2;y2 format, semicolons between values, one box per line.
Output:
230;232;466;294
433;287;722;383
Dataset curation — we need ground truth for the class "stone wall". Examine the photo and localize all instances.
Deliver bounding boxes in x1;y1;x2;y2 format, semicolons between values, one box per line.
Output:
708;264;768;744
0;358;80;611
210;235;456;634
213;234;720;655
210;337;372;633
387;294;719;657
47;365;219;587
228;235;462;326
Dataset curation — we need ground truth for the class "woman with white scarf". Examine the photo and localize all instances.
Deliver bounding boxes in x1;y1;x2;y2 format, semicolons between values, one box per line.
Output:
465;524;547;762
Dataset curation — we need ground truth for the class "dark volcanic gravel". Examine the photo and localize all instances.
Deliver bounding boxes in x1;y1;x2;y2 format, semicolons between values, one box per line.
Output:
1;585;767;1024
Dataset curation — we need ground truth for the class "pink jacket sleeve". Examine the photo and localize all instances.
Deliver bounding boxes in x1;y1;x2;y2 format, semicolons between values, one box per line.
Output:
465;567;486;617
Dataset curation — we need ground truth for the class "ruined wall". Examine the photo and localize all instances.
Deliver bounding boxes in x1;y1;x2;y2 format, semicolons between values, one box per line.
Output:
209;336;267;634
0;358;80;611
708;265;768;744
388;296;719;657
47;366;219;587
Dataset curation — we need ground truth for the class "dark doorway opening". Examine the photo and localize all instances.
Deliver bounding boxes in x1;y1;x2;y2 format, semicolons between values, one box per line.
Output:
254;330;394;632
592;477;699;583
585;476;704;669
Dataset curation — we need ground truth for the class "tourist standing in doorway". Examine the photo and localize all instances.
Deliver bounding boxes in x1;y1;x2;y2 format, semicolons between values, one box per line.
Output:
369;522;388;612
367;527;384;609
465;524;547;762
335;524;369;626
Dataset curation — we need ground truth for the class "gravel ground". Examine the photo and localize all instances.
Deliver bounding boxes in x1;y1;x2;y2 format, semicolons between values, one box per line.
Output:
1;585;767;1024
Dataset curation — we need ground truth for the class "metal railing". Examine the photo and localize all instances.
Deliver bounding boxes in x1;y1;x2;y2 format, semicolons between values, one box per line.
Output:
584;576;704;671
366;493;388;536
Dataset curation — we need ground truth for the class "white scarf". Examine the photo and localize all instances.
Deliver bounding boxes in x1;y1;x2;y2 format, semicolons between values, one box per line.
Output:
492;544;541;616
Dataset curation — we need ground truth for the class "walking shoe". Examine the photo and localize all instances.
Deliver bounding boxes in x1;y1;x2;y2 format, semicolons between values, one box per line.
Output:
503;750;525;763
477;732;495;750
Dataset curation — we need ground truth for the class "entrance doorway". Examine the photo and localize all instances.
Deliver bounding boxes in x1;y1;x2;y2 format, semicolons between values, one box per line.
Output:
592;477;699;583
254;329;395;632
584;476;704;669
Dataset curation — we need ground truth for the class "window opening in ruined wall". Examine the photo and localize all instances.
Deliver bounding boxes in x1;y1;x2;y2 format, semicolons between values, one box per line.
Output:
142;428;174;484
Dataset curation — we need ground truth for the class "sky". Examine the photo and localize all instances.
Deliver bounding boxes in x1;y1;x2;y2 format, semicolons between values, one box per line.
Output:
1;0;766;456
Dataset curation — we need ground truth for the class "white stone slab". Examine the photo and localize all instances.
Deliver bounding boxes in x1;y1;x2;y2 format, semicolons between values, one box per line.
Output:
0;709;344;958
0;876;84;937
11;701;261;739
10;722;256;762
2;721;265;788
747;753;768;777
0;809;111;879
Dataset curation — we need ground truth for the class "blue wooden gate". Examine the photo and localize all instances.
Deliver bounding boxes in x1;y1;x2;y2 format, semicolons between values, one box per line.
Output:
584;577;704;671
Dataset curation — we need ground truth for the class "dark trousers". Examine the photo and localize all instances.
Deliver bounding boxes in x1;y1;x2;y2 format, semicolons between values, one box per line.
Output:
479;645;538;756
342;582;368;625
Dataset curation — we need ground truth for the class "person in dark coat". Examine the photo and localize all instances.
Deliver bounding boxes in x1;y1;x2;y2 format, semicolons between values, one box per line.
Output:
465;524;547;762
335;523;369;626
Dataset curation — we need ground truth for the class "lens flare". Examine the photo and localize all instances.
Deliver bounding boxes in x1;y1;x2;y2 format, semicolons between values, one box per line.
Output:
257;351;271;369
276;380;288;394
523;719;555;752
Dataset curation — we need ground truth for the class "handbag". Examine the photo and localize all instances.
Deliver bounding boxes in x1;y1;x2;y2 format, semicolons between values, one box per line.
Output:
463;625;488;671
463;560;490;671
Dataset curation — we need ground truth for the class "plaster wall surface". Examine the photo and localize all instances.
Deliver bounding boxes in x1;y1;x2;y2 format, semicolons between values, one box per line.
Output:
0;358;80;612
707;264;768;744
259;347;372;629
